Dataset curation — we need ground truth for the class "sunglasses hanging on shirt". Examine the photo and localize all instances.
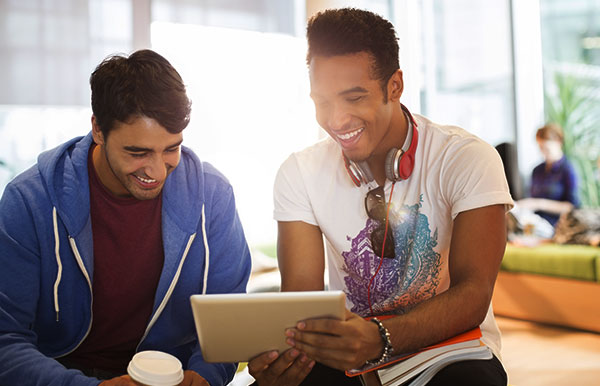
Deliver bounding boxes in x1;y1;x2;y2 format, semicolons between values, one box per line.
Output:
342;104;419;259
341;104;418;316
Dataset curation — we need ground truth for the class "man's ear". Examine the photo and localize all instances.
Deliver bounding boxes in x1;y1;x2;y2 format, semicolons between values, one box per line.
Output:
91;116;105;146
387;69;404;102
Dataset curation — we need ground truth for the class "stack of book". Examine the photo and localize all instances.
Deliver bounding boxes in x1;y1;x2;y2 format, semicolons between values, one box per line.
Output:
346;327;492;386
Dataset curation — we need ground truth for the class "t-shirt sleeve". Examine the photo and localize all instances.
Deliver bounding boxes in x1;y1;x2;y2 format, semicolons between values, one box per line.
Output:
273;153;318;225
443;139;514;219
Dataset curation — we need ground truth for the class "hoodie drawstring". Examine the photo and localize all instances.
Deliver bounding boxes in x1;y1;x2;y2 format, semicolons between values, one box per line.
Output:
137;207;203;347
52;207;62;322
51;204;208;343
201;204;210;295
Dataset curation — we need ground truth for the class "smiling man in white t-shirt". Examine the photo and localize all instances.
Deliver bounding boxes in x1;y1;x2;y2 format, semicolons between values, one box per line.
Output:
248;8;513;386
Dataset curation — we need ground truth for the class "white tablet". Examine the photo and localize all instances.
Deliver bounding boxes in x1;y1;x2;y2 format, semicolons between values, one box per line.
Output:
190;291;346;363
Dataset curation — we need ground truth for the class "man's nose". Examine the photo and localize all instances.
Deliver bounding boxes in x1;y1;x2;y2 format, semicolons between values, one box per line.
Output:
327;104;352;131
144;154;168;181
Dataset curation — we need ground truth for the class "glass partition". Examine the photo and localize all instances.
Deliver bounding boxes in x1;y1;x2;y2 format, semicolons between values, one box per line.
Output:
540;0;600;207
418;0;516;148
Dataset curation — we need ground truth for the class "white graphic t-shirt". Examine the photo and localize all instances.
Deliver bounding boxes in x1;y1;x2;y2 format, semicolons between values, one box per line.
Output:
273;114;514;357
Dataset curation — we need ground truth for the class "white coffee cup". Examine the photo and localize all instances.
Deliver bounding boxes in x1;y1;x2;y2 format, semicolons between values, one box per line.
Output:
127;350;184;386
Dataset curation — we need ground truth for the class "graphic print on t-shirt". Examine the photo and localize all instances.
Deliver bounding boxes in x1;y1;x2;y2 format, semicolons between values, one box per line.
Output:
342;197;441;316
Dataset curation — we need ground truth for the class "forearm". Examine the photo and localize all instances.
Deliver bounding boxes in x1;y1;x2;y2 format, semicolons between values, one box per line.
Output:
0;339;100;386
283;281;494;372
382;278;492;355
187;353;236;386
384;205;505;355
538;198;574;214
518;197;573;215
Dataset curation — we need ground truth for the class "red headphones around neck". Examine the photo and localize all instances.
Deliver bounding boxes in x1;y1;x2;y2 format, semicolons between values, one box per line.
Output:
344;104;419;186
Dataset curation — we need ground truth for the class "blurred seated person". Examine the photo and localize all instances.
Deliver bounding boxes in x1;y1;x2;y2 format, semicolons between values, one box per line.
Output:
517;123;580;226
495;142;523;200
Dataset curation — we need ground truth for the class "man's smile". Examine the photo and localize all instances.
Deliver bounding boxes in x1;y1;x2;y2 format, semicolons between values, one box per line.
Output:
336;127;364;141
132;174;160;188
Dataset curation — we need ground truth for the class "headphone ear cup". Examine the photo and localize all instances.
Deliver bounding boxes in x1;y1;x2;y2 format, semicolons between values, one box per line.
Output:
344;157;362;187
385;148;400;181
397;126;418;180
397;150;415;180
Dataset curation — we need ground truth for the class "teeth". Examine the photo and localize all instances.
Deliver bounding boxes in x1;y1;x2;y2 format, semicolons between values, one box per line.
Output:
337;127;364;140
135;175;156;183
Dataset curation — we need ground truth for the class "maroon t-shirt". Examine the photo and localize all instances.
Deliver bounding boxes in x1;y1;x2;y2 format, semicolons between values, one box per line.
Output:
63;146;164;373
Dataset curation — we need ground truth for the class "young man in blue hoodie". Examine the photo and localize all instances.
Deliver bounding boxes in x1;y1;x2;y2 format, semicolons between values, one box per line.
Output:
0;49;252;386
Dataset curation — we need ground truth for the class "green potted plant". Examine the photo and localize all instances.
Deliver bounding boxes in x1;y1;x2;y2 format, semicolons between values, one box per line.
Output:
544;72;600;207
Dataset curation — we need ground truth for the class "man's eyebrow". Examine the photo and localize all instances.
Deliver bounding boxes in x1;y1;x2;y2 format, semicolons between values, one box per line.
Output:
339;86;368;96
165;139;184;149
123;145;151;152
123;140;183;152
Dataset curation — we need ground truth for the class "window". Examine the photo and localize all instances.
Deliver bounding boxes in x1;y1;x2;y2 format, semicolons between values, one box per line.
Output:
417;0;516;148
0;0;134;195
151;22;317;245
540;0;600;207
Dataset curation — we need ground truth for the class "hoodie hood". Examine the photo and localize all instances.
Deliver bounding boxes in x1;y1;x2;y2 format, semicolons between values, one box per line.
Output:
37;135;92;238
35;133;208;324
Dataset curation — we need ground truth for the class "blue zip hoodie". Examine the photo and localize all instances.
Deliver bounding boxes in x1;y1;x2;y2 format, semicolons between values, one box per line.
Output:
0;133;252;386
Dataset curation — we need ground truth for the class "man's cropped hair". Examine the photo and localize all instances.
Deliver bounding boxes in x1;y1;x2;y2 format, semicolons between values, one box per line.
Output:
306;8;400;94
90;49;192;137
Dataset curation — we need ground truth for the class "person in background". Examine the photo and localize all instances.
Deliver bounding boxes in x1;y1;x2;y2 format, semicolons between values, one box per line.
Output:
248;8;512;386
495;142;522;201
0;49;251;386
517;123;580;226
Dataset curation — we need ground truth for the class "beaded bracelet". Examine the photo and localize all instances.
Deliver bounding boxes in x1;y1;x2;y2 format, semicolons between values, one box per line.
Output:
365;317;394;366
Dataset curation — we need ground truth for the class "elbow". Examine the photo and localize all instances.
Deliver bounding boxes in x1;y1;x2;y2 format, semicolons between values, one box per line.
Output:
473;301;490;327
463;280;495;328
476;287;495;326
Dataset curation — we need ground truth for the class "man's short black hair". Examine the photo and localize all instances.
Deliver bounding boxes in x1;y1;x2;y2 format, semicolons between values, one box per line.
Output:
90;49;192;138
306;8;400;95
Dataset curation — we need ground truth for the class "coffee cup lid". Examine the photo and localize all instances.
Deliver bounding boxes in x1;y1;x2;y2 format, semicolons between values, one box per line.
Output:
127;350;184;386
